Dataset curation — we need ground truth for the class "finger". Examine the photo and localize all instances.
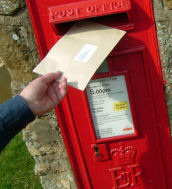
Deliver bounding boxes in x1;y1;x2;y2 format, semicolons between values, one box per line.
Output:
59;79;68;97
60;77;67;83
41;72;62;84
47;85;59;105
53;77;67;92
52;80;68;101
52;81;60;94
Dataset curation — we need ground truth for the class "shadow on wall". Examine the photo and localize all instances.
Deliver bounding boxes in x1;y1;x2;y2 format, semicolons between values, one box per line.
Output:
0;57;12;104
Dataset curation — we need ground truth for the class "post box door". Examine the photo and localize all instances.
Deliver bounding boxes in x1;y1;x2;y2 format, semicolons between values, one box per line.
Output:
66;47;168;188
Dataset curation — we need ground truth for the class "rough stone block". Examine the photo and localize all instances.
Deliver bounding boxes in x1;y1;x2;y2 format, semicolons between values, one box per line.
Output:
0;0;25;15
167;1;172;9
0;59;12;103
31;119;58;145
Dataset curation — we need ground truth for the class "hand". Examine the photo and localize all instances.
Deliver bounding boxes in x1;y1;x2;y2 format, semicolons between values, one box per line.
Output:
20;72;67;116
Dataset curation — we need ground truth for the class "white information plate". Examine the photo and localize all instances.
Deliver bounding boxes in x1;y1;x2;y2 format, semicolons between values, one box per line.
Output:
86;75;135;139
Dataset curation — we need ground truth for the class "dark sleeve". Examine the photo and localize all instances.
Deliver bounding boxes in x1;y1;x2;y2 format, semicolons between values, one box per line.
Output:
0;95;35;151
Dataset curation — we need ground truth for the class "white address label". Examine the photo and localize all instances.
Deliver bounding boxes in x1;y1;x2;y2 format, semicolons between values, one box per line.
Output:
86;75;135;139
74;44;98;63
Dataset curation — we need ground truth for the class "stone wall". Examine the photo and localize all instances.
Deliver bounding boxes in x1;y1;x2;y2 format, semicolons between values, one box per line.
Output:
0;0;171;189
152;0;172;133
0;57;12;103
0;0;76;188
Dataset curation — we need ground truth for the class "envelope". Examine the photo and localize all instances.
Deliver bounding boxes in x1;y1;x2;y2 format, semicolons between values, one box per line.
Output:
33;21;126;90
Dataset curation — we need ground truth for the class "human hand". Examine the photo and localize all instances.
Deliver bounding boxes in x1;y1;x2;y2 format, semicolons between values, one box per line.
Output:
20;72;67;116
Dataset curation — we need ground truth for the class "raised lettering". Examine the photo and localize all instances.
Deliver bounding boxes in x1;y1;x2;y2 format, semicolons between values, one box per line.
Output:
94;5;99;13
49;0;131;21
59;10;66;17
108;2;114;10
74;8;80;16
66;9;74;16
86;6;95;14
128;164;142;186
122;0;129;7
109;164;143;188
101;3;106;11
111;167;130;188
114;2;122;9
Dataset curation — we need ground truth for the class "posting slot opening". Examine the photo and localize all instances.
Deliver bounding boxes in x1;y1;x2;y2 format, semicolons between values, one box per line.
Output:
53;12;134;35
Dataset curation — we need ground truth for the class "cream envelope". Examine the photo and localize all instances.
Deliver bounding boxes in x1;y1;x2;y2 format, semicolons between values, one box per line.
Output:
33;21;126;90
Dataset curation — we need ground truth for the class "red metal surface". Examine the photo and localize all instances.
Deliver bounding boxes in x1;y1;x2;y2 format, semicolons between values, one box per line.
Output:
26;0;172;188
49;0;131;24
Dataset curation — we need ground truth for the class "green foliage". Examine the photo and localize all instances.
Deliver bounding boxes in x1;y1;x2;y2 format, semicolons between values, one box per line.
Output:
0;132;42;189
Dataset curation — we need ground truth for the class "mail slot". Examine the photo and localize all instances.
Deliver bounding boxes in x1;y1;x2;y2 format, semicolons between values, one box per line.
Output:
26;0;172;188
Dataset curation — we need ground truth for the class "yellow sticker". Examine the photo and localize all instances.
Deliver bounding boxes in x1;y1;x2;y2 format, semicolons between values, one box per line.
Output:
114;101;128;111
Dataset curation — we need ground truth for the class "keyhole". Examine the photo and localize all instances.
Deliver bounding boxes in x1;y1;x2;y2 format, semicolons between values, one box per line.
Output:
94;146;100;157
94;146;99;152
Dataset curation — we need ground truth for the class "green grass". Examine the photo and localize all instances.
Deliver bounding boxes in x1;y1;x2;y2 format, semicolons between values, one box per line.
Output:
0;132;42;189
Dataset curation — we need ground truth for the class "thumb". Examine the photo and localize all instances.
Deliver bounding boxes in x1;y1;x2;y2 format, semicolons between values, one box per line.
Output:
41;72;62;84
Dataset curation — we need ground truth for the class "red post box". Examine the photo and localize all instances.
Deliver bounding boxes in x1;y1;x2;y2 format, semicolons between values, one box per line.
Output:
26;0;172;188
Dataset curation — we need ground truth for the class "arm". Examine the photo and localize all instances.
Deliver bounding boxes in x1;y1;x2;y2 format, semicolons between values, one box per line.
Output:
0;95;35;151
0;72;67;152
